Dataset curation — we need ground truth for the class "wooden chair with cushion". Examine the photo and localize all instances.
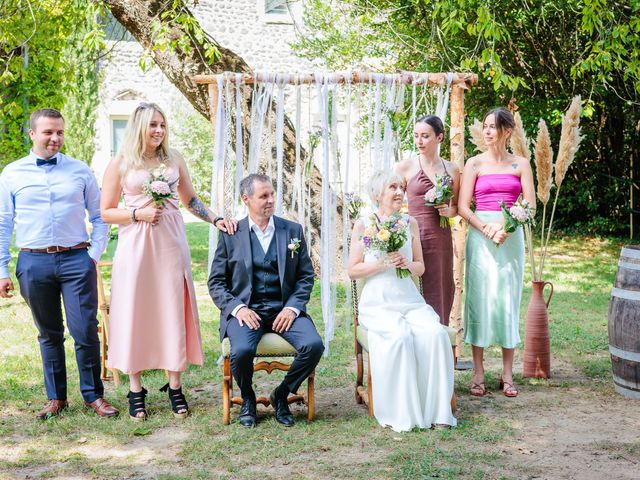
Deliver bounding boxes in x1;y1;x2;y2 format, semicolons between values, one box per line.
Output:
351;277;458;415
220;334;315;425
96;261;121;386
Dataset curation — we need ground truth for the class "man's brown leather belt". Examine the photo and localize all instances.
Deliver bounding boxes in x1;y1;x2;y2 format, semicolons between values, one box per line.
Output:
20;242;90;253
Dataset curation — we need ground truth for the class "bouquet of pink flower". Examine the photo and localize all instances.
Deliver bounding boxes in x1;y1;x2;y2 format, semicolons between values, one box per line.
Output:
423;173;454;228
498;195;535;246
143;164;177;207
361;212;410;278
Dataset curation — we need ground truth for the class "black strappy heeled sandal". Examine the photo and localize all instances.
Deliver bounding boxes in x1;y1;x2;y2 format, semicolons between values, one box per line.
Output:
160;383;189;419
127;388;148;422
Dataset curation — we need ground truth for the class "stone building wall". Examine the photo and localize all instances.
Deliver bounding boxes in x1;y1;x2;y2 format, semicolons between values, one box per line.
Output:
92;0;314;181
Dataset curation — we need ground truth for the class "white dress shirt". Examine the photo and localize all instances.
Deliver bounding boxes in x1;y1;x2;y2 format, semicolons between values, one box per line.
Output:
231;215;299;319
248;215;275;253
0;151;108;279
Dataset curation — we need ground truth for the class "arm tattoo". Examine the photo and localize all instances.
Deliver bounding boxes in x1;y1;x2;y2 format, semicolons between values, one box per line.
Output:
511;163;518;170
188;196;213;223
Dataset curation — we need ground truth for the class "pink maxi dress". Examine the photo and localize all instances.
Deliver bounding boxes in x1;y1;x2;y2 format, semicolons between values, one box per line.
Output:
107;165;204;374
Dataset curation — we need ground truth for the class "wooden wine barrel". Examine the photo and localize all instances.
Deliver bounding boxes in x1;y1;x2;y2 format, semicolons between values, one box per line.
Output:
608;245;640;400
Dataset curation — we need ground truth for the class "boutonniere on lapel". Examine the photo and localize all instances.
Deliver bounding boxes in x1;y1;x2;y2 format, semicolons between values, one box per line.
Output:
288;238;301;258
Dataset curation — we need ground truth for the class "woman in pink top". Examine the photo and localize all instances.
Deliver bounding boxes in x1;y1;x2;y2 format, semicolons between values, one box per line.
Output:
458;108;535;398
101;103;235;421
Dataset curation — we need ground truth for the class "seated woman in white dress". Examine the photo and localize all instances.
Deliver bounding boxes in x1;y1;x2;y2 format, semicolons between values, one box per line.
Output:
348;170;457;432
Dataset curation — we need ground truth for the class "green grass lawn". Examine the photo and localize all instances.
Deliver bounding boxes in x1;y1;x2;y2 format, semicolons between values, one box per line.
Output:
0;223;628;479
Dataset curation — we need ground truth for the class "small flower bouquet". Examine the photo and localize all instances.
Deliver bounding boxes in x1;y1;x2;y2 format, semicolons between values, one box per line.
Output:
498;195;535;246
143;164;177;207
423;173;454;228
361;212;410;278
344;192;364;220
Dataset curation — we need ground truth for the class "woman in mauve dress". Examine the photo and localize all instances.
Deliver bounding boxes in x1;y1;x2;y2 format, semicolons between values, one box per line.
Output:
458;107;535;399
100;102;234;421
396;115;460;325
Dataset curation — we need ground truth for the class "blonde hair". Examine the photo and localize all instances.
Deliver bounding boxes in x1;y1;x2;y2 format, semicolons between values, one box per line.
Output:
119;102;174;175
367;170;405;206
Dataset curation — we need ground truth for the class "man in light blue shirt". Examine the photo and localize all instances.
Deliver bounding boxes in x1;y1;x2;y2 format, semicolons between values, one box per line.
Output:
0;108;118;419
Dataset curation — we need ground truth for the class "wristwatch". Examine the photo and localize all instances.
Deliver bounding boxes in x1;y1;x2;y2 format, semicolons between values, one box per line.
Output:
213;216;224;226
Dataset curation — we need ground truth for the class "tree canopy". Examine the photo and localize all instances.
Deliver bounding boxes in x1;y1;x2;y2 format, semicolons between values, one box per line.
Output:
0;0;103;167
294;0;640;236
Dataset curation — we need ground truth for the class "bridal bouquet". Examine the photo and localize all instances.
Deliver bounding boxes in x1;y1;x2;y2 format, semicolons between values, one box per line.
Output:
498;195;535;247
344;192;364;220
361;212;410;278
143;164;177;207
423;173;454;228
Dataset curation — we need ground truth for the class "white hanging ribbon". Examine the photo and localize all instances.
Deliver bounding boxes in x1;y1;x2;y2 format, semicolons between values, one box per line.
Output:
248;73;274;174
411;72;417;128
274;73;288;215
208;75;226;275
293;76;304;225
436;72;454;121
234;73;244;209
435;73;454;157
382;75;395;170
263;73;275;179
367;76;374;173
314;71;336;355
342;77;353;330
372;73;383;170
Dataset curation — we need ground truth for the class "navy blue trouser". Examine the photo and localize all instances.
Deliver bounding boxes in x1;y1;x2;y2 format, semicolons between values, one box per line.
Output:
16;249;103;402
226;308;324;400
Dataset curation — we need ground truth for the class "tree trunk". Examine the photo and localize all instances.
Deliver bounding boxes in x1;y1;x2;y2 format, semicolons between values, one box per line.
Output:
102;0;332;265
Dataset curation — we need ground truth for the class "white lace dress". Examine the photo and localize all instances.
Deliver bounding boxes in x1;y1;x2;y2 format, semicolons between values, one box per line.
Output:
358;215;457;431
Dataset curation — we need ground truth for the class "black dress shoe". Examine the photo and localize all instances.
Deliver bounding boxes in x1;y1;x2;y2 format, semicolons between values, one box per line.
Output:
238;397;257;428
269;389;294;427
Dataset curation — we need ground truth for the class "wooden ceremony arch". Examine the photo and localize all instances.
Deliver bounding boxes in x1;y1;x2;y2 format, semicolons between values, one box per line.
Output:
193;71;478;349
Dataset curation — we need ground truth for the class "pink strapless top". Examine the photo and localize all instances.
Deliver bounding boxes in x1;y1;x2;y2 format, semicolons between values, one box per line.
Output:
474;174;522;211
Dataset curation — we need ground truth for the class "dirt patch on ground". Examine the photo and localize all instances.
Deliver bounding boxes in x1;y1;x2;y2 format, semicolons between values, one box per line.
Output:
463;357;640;480
3;358;639;479
496;390;640;479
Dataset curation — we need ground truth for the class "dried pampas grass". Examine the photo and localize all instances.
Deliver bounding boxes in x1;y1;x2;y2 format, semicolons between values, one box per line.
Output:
554;96;583;188
539;95;583;279
510;112;531;161
468;118;487;152
534;119;553;205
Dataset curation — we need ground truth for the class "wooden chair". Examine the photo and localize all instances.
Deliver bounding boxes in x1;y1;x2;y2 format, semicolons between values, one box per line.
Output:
221;334;315;425
96;261;121;386
351;277;458;416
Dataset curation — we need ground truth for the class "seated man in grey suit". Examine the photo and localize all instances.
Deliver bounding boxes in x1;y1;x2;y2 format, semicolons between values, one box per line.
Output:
208;174;323;427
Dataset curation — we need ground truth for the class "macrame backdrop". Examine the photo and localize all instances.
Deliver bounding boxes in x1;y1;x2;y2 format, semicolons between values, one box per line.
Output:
195;71;477;355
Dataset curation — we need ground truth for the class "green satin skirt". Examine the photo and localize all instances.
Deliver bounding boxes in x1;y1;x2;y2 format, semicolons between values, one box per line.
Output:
463;211;524;349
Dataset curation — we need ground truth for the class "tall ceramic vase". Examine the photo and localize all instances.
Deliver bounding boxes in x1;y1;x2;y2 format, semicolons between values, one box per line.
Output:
523;281;553;378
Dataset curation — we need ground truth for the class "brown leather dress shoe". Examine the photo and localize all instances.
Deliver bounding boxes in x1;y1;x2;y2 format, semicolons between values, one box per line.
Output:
84;397;119;417
37;399;68;420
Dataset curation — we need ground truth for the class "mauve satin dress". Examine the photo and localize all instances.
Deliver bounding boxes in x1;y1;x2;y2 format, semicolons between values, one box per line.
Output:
406;168;454;326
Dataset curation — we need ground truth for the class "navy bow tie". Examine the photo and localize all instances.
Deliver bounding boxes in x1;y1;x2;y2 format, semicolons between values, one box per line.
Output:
36;157;57;166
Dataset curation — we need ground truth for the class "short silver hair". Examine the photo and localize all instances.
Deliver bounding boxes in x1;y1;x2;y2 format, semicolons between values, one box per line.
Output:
367;170;405;205
239;173;272;197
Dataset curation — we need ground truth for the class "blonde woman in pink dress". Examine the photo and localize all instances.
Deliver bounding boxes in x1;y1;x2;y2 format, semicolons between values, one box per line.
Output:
101;102;235;421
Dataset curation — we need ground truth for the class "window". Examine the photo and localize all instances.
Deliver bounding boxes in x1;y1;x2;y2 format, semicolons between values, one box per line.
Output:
265;0;288;15
262;0;293;23
111;118;128;157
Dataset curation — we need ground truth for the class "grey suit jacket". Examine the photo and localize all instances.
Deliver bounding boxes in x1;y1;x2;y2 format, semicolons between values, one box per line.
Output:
208;215;315;341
